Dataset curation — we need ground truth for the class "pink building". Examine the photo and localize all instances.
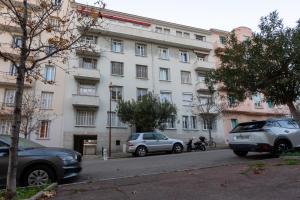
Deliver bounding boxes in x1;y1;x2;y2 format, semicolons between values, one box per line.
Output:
210;27;289;142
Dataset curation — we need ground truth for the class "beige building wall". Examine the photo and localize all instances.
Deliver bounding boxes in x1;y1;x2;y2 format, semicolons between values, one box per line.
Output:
0;0;66;147
62;5;226;153
0;1;289;153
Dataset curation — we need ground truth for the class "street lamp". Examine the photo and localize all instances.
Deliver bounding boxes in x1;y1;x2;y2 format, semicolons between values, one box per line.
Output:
108;82;113;158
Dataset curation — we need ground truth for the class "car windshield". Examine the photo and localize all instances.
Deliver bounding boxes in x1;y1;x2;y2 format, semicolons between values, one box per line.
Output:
0;135;44;149
128;134;139;141
230;121;266;133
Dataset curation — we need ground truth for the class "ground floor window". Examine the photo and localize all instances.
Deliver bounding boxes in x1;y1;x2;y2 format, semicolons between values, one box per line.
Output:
39;120;50;139
165;115;176;129
107;112;126;127
0;119;12;135
76;110;96;127
203;119;214;130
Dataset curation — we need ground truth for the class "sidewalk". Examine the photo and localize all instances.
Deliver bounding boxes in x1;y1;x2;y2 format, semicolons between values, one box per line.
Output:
51;158;300;200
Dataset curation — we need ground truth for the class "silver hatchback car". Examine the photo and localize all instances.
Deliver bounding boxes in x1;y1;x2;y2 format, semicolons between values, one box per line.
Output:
127;132;184;157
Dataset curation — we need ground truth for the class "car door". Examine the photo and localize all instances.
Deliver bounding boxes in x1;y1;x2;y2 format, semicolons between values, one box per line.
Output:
0;141;9;186
142;133;157;152
277;120;300;147
154;133;173;151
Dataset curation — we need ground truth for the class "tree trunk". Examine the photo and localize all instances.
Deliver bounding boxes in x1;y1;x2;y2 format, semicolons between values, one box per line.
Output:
208;128;212;143
5;66;25;199
287;101;300;124
6;1;27;198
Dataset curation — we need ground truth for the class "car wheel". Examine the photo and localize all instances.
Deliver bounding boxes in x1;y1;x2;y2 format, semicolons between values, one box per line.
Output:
233;150;248;157
173;143;183;153
200;145;206;151
22;165;55;186
274;140;290;155
135;146;147;157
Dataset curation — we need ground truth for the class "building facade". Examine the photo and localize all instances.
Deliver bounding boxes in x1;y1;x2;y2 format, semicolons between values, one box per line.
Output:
0;0;289;154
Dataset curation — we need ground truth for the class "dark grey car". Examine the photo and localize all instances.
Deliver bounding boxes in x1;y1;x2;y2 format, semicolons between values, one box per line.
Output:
0;135;81;186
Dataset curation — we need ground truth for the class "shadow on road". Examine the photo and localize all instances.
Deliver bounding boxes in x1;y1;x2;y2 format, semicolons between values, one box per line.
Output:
243;153;277;160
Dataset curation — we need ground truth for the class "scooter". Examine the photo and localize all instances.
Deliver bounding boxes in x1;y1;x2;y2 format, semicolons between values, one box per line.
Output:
186;137;206;152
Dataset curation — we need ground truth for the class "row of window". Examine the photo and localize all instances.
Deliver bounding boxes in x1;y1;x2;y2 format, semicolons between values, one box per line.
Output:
111;39;204;63
80;36;209;62
75;110;215;130
0;119;50;139
3;89;54;109
8;64;55;82
110;62;193;83
154;26;207;42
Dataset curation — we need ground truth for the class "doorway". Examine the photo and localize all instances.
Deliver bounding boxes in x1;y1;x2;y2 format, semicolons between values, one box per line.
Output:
73;135;97;155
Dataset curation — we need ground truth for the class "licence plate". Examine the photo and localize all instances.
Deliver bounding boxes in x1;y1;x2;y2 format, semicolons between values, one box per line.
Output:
235;135;250;140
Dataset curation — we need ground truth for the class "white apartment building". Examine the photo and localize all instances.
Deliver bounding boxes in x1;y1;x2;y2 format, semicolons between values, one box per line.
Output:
62;4;224;154
0;1;287;155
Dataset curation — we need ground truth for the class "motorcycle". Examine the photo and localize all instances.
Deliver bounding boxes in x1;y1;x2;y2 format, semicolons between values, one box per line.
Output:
186;137;206;152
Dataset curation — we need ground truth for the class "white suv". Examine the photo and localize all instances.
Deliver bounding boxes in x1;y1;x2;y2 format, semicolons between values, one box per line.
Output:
228;118;300;157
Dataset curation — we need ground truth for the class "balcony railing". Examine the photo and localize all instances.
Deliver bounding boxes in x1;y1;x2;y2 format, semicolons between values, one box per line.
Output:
0;72;32;87
195;81;209;91
73;68;100;81
72;94;100;108
89;23;213;51
193;60;215;71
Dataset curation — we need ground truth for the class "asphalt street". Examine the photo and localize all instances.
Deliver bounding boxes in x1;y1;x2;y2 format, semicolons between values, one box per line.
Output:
71;149;275;183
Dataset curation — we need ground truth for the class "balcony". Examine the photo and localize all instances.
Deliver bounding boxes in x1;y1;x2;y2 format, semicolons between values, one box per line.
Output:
73;68;100;81
195;81;209;92
0;102;14;116
90;24;213;51
193;60;215;71
0;72;32;87
72;94;100;108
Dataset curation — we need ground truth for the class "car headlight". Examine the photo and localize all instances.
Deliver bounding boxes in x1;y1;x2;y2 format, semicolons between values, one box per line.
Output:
59;155;77;164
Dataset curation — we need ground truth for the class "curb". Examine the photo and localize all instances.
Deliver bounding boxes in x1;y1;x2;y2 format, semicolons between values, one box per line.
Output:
280;156;300;160
26;183;57;200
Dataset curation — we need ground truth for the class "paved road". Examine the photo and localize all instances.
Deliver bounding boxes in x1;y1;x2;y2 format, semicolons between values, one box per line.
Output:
70;149;275;183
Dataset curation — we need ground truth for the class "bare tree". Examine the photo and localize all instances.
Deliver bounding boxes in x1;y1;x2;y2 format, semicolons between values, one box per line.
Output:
192;89;228;145
20;92;57;139
0;0;105;198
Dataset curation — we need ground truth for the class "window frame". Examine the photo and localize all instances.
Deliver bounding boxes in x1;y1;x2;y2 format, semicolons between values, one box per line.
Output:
41;91;54;110
107;111;126;128
111;39;124;53
75;110;96;127
136;88;148;101
181;71;192;84
159;67;170;81
111;61;124;76
38;120;51;139
179;50;189;63
111;86;123;101
135;43;147;57
44;65;56;82
136;65;148;79
160;91;172;103
159;47;169;60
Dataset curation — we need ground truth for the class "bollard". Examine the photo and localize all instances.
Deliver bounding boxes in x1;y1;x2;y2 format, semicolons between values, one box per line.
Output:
103;148;108;160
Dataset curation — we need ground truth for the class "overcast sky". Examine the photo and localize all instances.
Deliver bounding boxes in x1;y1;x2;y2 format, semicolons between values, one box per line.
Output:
76;0;300;32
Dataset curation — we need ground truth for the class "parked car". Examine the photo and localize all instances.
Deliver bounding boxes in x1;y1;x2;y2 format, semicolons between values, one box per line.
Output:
0;135;82;186
127;132;184;157
228;118;300;157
